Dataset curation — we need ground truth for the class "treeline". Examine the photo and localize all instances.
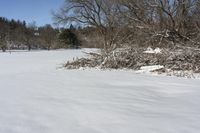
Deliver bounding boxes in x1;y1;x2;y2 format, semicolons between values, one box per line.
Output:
1;0;200;52
54;0;200;50
0;17;83;52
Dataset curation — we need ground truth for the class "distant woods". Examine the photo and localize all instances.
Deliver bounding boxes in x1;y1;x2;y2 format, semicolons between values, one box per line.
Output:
0;17;82;52
54;0;200;50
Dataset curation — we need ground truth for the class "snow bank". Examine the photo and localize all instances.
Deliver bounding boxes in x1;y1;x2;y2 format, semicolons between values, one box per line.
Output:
0;49;200;133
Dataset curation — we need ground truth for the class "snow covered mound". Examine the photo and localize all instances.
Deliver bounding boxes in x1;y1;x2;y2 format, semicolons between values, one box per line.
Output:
0;49;200;133
143;47;162;54
136;65;164;73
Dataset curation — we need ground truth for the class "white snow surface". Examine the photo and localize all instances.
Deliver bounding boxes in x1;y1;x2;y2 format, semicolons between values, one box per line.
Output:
0;49;200;133
144;47;162;54
137;65;164;73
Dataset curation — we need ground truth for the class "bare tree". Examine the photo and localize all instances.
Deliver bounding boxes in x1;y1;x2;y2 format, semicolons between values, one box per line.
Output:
0;19;9;52
38;24;58;50
54;0;124;50
116;0;200;47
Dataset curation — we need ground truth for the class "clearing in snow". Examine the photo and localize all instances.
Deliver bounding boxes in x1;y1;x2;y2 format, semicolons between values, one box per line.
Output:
0;49;200;133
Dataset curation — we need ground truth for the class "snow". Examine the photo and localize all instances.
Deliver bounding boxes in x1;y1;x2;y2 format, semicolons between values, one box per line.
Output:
0;49;200;133
144;47;162;54
137;65;164;73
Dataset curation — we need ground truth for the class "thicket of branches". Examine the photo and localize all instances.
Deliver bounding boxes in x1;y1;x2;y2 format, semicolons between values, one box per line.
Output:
55;0;200;73
55;0;200;49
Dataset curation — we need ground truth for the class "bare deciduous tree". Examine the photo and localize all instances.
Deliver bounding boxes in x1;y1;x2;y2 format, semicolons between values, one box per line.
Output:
0;18;9;52
54;0;124;50
38;24;58;50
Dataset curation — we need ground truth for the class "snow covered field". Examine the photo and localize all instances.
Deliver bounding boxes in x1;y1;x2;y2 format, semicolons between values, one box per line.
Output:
0;49;200;133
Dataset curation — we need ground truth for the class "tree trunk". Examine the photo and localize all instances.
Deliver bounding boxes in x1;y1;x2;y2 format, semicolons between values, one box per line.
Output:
28;44;31;51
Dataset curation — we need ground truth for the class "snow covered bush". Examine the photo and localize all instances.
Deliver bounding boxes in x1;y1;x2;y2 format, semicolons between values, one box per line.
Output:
64;47;200;76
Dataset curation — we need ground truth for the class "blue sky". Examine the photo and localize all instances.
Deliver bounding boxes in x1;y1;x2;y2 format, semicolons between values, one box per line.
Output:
0;0;64;26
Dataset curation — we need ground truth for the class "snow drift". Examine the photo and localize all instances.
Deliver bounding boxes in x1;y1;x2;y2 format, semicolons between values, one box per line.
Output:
0;49;200;133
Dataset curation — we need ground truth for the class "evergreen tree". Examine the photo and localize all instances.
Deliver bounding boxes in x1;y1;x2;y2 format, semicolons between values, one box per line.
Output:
58;29;80;49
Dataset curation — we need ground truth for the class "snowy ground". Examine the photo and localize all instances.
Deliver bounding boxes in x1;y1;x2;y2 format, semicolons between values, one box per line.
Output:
0;49;200;133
